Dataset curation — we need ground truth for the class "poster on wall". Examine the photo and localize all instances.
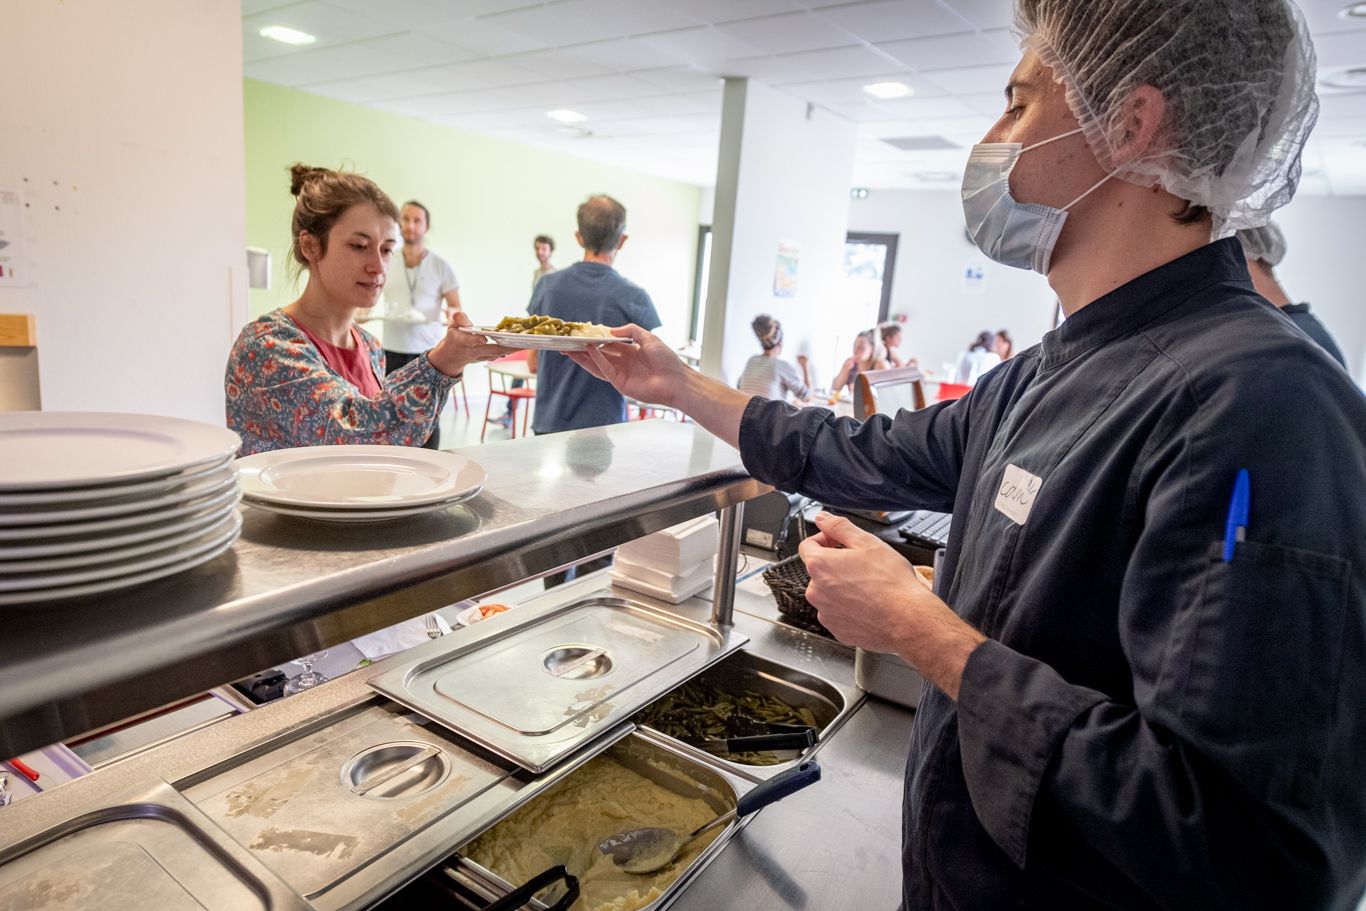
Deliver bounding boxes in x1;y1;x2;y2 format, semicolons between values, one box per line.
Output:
962;263;986;295
773;241;800;298
0;190;25;287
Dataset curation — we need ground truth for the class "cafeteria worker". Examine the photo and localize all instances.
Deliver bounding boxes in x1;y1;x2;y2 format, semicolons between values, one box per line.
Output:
225;165;509;456
574;0;1366;907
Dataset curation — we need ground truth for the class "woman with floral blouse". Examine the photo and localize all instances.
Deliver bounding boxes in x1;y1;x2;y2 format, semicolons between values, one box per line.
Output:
226;165;510;456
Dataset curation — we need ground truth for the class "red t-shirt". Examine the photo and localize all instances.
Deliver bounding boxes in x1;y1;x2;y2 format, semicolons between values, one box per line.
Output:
289;317;382;398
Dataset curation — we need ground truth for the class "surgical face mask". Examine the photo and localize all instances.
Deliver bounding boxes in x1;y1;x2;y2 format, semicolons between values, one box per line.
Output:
961;128;1113;274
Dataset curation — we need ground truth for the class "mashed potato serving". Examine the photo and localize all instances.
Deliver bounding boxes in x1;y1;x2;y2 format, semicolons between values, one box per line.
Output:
463;754;724;911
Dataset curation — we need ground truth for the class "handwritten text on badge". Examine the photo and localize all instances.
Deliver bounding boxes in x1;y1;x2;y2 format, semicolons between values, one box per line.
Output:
994;464;1042;526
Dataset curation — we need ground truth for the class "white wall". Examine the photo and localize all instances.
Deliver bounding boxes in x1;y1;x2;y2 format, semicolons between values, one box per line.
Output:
0;1;246;423
702;80;857;385
849;189;1058;376
1266;194;1366;384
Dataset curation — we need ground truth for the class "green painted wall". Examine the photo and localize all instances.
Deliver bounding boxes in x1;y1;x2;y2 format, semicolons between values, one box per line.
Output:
244;79;702;343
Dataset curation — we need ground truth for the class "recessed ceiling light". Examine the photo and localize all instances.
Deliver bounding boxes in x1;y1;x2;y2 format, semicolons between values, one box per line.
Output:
863;82;913;100
1320;65;1366;91
1340;2;1366;18
547;110;587;124
259;25;316;45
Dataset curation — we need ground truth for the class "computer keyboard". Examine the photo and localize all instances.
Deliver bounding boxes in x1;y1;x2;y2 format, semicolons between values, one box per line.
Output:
898;510;952;549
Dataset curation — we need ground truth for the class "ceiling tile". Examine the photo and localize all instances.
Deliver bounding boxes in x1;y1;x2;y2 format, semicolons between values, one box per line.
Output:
766;43;908;81
564;37;693;71
416;57;544;90
422;17;549;56
503;49;616;80
715;55;816;83
630;65;727;93
248;36;476;86
816;0;974;42
665;0;804;22
935;0;1014;32
549;0;704;35
920;62;1014;95
559;73;678;101
242;0;298;15
716;11;861;55
302;72;465;103
322;0;471;29
1312;30;1366;69
871;94;981;119
877;31;1018;72
630;90;723;115
1309;114;1366;138
243;1;398;61
480;4;633;45
1292;0;1366;37
643;26;771;64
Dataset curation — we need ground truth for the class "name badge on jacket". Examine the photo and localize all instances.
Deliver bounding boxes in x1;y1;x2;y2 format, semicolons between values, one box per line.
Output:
995;464;1042;526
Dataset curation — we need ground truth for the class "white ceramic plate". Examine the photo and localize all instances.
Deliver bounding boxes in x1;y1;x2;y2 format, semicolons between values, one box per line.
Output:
0;487;241;541
0;513;241;592
459;327;634;351
0;515;241;606
0;502;239;560
235;445;486;509
0;456;233;507
0;508;237;573
455;603;515;626
0;466;237;526
241;493;477;523
0;412;241;492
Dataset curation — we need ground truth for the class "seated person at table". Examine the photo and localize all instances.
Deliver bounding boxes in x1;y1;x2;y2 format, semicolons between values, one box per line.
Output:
880;321;916;369
953;330;1002;385
225;165;507;456
737;314;810;404
525;194;660;434
831;330;888;395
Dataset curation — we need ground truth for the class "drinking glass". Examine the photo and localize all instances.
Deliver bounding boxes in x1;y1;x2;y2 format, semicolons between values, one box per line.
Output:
283;649;330;695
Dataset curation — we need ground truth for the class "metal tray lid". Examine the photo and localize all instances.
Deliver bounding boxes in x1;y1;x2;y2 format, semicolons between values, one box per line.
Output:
369;597;746;773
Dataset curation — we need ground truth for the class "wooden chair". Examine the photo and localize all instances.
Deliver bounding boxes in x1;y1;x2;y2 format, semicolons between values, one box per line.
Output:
855;366;926;420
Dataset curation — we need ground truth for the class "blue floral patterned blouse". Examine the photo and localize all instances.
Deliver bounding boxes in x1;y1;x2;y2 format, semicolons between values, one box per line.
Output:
225;309;454;456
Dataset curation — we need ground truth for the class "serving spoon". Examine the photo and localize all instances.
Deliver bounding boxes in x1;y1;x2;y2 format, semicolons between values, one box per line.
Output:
597;760;821;874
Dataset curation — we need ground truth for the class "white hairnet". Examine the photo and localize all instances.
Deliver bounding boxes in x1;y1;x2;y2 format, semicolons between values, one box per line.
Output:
1014;0;1319;237
1237;221;1288;266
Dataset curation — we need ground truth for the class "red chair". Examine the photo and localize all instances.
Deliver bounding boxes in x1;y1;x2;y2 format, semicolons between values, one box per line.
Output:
935;382;972;402
482;351;535;441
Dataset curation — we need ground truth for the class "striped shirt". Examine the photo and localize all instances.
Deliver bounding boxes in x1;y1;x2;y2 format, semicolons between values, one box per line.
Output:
738;355;809;402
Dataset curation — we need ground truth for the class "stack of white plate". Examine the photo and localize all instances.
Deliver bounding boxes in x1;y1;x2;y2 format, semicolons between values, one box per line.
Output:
0;412;243;606
236;445;487;523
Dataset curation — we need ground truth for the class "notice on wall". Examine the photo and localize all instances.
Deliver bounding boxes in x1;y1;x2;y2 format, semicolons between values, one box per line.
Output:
962;263;986;295
0;190;25;287
773;241;800;298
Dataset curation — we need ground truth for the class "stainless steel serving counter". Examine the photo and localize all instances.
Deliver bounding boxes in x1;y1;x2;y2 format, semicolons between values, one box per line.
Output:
0;571;914;911
1;422;766;757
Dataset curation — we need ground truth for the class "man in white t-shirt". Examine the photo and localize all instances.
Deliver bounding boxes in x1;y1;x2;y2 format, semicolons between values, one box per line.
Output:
381;200;461;448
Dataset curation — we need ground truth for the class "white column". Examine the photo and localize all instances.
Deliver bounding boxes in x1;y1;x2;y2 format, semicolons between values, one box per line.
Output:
701;78;858;389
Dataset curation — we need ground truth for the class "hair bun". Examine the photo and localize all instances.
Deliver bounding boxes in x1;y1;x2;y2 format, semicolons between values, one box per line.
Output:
289;163;329;197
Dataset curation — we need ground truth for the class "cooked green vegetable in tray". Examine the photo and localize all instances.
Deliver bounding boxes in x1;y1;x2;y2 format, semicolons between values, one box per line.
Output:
634;679;818;766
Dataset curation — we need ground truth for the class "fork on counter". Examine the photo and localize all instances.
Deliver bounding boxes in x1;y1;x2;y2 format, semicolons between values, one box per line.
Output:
424;615;445;639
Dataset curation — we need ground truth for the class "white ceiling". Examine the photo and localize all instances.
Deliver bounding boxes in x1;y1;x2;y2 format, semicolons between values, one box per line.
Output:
243;0;1366;195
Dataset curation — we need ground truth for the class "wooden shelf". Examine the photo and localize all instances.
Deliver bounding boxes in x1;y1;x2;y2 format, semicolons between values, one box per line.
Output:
0;313;36;347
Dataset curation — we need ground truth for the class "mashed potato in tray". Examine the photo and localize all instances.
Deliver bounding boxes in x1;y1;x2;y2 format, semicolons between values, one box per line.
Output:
464;754;723;911
493;315;613;338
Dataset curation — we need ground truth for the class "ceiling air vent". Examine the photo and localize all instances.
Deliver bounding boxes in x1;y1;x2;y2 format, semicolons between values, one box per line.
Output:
880;135;961;152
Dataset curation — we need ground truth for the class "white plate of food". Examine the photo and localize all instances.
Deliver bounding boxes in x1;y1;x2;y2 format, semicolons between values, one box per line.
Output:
455;602;514;626
460;315;633;351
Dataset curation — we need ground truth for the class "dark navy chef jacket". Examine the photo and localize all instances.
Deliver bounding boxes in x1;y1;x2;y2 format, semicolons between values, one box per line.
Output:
739;239;1366;909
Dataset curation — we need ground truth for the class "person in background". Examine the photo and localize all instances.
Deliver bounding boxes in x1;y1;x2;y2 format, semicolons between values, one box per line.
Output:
375;199;463;449
569;0;1366;906
532;234;556;291
528;195;660;587
953;330;1002;385
994;329;1014;361
738;314;811;403
831;330;889;397
1237;221;1348;368
881;322;916;369
226;166;507;457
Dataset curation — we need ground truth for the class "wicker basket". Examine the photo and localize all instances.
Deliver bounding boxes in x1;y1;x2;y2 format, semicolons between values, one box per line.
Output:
761;555;832;636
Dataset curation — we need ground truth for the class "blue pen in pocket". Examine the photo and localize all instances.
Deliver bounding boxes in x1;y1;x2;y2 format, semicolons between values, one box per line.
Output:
1222;469;1250;562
